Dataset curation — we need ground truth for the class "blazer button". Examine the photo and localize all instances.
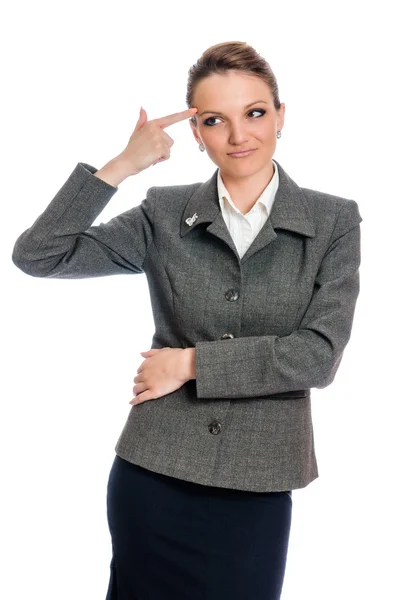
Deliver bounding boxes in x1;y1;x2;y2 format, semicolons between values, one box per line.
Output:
225;289;239;301
220;333;234;339
208;420;222;435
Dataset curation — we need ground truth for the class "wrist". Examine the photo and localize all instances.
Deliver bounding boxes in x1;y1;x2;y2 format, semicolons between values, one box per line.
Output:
93;156;133;187
184;348;196;380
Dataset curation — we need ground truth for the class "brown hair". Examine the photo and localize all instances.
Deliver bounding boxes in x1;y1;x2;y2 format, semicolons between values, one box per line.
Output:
186;41;282;126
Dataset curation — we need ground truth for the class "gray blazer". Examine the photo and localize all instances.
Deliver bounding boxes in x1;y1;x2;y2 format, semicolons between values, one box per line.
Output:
12;159;362;492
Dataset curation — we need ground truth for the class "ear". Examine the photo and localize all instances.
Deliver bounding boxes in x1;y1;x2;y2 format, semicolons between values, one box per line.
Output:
189;119;201;144
277;102;286;130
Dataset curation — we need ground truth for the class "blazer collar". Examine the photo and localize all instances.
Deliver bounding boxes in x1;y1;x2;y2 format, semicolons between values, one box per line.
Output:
180;159;316;263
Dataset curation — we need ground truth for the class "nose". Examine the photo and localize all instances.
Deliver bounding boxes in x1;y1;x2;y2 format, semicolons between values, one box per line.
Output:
228;120;249;146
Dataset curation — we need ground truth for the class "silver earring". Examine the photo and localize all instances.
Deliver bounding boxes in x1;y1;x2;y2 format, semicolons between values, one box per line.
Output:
198;143;205;152
276;130;282;139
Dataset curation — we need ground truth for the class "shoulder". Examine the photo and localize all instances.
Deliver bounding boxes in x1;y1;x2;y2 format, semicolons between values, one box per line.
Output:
299;185;363;234
142;181;203;223
300;185;360;215
147;181;201;203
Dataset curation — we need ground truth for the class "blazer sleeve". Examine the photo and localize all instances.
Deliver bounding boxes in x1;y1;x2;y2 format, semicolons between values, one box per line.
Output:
194;199;362;399
11;162;155;278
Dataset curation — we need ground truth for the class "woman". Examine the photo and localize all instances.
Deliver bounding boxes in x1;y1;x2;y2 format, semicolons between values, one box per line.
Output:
12;41;362;599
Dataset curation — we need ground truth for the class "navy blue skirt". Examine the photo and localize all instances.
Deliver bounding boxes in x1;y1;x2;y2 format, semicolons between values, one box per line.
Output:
105;454;292;600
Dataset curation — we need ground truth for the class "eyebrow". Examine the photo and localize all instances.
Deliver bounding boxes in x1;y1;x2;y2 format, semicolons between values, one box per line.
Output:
197;100;268;117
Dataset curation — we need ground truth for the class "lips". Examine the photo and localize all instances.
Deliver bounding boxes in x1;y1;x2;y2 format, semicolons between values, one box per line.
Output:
227;149;257;157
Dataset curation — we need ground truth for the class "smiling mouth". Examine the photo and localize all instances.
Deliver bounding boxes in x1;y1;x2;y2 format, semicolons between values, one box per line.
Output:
227;149;257;157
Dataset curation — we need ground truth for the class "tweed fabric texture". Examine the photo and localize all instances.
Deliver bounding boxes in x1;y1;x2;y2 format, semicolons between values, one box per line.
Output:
12;159;362;491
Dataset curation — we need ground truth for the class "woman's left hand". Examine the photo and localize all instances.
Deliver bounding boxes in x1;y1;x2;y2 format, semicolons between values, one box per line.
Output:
130;347;193;405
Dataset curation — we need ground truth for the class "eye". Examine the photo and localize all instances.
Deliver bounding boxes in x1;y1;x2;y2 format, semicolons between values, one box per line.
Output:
203;116;221;127
203;108;266;127
249;109;266;118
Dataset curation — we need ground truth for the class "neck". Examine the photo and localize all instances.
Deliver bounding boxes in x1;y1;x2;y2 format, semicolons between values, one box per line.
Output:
220;161;275;215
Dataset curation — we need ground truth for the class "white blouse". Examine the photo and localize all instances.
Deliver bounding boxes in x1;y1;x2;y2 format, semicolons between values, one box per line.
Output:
217;159;279;259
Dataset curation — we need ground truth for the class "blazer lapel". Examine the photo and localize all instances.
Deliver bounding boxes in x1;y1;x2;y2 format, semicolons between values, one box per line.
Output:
180;159;316;263
180;168;240;256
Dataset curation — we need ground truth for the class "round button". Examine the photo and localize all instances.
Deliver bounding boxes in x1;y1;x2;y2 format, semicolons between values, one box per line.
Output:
208;420;222;435
225;289;239;301
220;333;234;340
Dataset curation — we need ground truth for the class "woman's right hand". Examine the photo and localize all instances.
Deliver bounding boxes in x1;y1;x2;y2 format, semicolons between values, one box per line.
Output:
118;106;198;176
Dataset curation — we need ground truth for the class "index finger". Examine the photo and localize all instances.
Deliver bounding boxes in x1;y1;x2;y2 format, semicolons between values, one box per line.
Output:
155;108;198;129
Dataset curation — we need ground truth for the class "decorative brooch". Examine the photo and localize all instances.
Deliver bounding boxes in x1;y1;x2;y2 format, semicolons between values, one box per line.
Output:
185;213;198;226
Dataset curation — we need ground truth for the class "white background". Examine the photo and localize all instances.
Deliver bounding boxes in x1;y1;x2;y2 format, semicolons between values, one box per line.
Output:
2;0;405;598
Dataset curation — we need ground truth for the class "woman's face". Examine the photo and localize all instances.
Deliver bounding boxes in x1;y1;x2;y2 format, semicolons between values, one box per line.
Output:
190;70;285;179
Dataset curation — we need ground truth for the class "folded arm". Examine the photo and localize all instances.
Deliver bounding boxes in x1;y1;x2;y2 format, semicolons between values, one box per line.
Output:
194;200;362;399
